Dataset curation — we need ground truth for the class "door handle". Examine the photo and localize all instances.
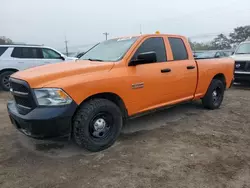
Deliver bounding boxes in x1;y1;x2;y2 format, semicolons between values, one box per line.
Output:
187;66;195;70
161;68;171;73
18;62;24;64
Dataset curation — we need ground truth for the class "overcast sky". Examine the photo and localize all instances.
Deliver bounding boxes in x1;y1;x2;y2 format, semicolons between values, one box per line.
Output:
1;0;250;52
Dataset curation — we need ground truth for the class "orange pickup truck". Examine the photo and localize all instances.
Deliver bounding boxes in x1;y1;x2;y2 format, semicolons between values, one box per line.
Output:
7;34;234;151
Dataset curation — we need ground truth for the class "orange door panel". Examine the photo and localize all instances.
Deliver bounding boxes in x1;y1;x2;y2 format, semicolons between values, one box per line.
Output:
161;60;197;102
124;36;171;114
126;62;172;113
163;37;198;102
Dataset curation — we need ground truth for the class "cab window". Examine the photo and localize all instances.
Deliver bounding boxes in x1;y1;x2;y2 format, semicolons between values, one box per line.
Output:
132;37;167;62
168;38;188;60
42;48;62;59
11;47;43;59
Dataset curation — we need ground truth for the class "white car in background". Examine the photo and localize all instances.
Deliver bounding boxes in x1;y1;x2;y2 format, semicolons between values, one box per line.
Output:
0;45;76;90
231;41;250;84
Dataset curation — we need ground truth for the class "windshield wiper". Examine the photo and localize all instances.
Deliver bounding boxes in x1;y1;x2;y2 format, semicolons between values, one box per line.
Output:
86;58;104;62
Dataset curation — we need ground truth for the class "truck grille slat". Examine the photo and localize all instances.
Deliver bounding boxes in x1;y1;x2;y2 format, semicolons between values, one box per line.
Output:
10;81;29;93
9;78;36;115
246;63;250;71
235;61;250;71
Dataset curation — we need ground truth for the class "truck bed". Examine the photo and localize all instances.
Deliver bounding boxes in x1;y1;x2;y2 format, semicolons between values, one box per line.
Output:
194;58;235;99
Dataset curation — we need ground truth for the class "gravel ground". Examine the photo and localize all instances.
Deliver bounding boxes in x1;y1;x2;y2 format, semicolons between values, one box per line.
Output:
0;86;250;188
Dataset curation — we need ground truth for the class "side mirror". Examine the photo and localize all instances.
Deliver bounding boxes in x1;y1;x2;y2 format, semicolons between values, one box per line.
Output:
60;55;66;60
129;51;157;66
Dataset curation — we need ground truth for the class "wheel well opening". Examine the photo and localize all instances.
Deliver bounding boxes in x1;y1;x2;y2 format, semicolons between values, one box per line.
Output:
213;73;226;86
70;93;128;140
80;92;128;118
0;68;18;75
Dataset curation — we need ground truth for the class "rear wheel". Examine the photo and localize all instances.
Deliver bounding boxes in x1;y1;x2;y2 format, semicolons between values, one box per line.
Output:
73;99;123;152
202;79;225;109
0;71;16;91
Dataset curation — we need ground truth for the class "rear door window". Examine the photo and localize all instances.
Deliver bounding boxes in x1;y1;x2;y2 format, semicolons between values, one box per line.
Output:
42;48;62;59
11;47;22;58
0;47;8;56
11;47;43;58
168;38;188;60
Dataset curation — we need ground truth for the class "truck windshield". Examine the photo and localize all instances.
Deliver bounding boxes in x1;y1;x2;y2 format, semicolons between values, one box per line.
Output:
235;43;250;54
80;37;138;62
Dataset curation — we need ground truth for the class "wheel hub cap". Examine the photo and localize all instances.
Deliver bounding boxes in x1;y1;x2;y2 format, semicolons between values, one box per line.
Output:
212;90;217;97
90;113;112;139
3;75;10;88
94;118;106;131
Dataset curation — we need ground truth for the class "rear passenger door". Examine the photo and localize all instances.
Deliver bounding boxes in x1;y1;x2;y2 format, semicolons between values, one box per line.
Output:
165;37;197;101
11;47;44;70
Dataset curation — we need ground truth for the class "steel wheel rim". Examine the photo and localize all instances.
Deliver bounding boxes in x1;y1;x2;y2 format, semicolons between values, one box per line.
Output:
212;87;223;105
89;112;113;139
2;75;10;89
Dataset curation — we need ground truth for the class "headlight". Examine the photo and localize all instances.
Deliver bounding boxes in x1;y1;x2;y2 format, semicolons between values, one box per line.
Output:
34;88;72;106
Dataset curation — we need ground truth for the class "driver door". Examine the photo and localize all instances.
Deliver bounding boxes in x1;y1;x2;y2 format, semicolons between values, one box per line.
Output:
126;37;171;113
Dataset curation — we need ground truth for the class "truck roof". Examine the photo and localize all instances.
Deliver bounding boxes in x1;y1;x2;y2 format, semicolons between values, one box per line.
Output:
113;33;186;39
142;33;185;37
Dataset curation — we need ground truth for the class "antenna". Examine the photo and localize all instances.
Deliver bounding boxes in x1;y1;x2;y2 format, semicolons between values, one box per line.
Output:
64;36;69;56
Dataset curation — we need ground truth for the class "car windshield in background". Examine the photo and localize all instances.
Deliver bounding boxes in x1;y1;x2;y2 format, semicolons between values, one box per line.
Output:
193;52;204;57
80;37;138;62
196;51;216;58
223;51;233;56
235;43;250;54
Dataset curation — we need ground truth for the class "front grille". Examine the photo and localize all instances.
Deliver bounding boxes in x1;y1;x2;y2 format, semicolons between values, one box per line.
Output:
246;63;250;71
9;78;36;115
235;61;247;71
10;81;29;93
15;96;32;108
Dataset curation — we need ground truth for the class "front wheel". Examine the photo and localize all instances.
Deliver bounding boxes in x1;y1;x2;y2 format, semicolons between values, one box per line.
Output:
73;99;123;152
202;79;225;110
0;71;16;91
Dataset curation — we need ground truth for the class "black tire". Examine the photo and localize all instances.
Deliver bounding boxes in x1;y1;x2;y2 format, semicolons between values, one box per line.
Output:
0;71;15;91
73;99;123;152
202;79;225;110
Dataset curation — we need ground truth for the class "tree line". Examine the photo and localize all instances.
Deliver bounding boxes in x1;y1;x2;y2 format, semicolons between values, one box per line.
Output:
190;25;250;51
0;36;13;45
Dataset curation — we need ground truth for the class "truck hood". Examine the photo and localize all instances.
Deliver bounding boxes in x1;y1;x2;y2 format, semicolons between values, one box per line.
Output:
231;54;250;61
11;60;114;88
